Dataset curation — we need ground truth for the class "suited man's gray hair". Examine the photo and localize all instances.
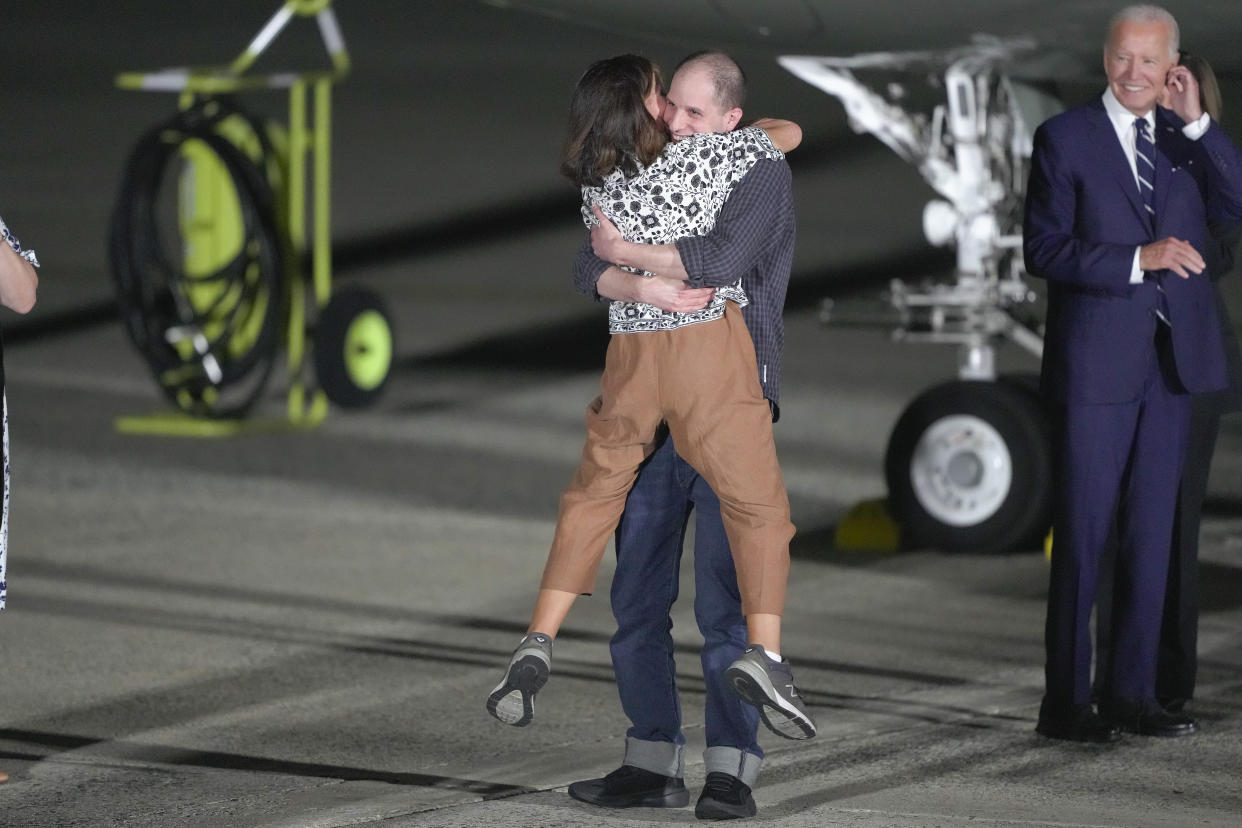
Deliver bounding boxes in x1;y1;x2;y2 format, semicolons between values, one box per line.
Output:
1107;5;1180;58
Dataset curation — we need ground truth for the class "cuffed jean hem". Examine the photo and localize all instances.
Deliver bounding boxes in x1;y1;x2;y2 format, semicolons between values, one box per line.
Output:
704;746;762;788
623;736;684;779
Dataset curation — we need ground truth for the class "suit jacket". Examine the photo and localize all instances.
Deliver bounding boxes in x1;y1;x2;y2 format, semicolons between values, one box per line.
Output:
1024;97;1242;404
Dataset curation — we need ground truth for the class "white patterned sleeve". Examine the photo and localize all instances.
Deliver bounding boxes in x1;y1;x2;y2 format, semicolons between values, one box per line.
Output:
687;127;784;191
0;215;39;267
723;126;784;173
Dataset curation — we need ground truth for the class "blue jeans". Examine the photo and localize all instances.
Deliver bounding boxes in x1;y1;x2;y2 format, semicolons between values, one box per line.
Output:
609;430;763;785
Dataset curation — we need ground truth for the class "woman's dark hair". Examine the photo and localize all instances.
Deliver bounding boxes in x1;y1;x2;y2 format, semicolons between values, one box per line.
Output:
561;54;667;188
1179;52;1223;122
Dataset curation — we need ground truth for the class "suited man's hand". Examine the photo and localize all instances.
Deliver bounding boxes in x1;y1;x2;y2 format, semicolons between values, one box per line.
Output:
1140;237;1205;278
1163;65;1204;123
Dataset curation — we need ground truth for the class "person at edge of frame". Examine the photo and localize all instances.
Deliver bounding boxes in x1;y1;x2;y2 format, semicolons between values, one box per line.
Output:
0;213;42;786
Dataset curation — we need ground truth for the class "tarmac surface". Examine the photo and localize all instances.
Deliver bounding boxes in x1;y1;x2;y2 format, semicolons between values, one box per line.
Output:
2;2;1242;826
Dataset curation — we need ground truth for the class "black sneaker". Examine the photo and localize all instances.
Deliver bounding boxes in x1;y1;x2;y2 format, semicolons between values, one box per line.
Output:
695;772;756;820
568;765;689;808
725;645;816;739
486;632;552;726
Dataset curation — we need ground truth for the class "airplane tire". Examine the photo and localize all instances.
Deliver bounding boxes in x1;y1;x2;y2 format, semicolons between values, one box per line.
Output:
885;378;1052;554
313;286;394;408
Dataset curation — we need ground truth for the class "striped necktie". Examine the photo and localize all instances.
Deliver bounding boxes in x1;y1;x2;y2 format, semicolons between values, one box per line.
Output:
1135;117;1156;228
1135;117;1170;325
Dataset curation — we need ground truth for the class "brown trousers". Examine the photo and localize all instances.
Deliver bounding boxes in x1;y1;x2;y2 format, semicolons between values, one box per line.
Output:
540;303;793;616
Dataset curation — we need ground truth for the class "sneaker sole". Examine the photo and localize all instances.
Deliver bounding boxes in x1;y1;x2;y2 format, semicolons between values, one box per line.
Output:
486;654;548;726
568;783;689;809
726;659;816;740
695;796;757;820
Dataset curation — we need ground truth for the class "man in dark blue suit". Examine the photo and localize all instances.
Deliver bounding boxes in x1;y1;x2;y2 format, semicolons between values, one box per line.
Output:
1023;4;1242;743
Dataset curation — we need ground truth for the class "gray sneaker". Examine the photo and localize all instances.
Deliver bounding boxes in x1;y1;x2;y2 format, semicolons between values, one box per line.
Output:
725;645;816;740
486;632;552;726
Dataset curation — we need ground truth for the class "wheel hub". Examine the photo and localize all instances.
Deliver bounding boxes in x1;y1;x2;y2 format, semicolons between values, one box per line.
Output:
910;414;1013;527
343;310;392;391
946;451;984;488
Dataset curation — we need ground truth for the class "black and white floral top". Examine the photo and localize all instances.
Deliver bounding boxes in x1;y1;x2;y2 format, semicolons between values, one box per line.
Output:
0;213;36;611
581;126;783;334
1;216;40;269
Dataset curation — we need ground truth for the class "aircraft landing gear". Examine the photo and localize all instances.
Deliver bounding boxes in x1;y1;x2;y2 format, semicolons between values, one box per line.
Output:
884;377;1051;554
781;42;1062;553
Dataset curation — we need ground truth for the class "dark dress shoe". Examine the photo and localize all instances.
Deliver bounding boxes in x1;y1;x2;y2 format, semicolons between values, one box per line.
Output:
695;772;757;820
1157;696;1189;714
1100;699;1197;737
568;765;689;809
1036;703;1121;743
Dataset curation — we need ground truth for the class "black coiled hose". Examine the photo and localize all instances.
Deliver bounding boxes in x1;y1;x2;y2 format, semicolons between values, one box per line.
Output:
109;98;285;419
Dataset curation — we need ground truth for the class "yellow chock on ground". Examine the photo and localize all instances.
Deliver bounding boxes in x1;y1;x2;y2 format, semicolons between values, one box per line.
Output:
1044;528;1053;560
833;498;901;553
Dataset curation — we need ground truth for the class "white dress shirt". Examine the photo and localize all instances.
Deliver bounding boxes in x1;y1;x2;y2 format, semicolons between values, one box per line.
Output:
1101;87;1211;283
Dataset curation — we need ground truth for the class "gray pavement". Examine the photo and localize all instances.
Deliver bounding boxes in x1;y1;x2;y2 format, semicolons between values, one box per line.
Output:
3;2;1242;826
4;316;1242;827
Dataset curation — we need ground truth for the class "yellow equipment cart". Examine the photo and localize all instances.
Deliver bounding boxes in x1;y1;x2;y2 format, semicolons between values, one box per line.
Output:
110;0;393;434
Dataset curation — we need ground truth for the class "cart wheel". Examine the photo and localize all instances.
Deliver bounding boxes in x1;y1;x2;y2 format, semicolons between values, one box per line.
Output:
313;287;394;408
884;378;1051;554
